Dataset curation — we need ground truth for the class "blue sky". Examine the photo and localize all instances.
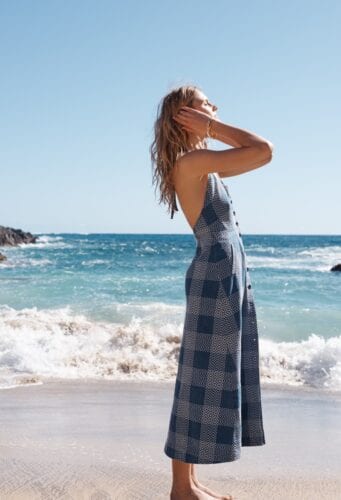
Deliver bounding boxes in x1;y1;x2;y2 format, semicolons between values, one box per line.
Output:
0;0;340;235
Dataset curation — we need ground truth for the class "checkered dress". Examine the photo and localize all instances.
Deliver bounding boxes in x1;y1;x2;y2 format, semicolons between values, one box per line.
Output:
164;172;265;464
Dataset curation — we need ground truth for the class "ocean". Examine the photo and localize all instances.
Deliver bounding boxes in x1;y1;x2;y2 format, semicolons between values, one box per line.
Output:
0;233;340;392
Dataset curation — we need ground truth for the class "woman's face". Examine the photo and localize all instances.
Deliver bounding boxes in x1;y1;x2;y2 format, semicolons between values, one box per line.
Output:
190;91;218;118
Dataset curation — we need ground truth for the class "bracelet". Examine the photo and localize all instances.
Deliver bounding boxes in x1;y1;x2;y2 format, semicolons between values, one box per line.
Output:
207;118;217;138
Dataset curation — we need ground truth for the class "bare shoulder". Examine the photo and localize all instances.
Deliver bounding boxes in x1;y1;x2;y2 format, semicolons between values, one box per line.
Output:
175;148;218;179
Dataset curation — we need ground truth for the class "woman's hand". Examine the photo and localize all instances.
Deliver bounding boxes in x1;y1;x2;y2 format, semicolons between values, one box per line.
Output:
173;106;212;137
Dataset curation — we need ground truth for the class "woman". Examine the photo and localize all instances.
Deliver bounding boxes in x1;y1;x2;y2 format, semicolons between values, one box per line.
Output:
150;85;273;500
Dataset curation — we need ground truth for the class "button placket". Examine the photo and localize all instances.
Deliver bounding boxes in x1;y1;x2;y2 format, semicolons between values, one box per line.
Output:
230;200;241;235
227;186;248;280
226;184;243;240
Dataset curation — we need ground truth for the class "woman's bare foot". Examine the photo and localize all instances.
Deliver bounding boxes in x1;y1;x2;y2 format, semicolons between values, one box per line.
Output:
191;466;233;500
170;485;216;499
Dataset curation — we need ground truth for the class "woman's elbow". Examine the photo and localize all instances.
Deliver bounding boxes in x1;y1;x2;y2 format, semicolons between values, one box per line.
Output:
262;141;274;155
266;141;274;154
255;142;274;164
261;141;274;161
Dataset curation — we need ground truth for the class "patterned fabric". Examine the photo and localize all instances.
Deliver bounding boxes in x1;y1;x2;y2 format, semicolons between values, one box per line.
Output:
164;172;265;464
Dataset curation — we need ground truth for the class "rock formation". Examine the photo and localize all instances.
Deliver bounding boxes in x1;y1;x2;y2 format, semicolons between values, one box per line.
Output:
0;225;37;247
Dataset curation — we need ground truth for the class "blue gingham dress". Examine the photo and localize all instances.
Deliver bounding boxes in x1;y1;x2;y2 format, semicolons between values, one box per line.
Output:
164;172;265;464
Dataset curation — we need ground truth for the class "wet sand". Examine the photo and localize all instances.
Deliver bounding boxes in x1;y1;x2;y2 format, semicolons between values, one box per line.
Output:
0;378;341;499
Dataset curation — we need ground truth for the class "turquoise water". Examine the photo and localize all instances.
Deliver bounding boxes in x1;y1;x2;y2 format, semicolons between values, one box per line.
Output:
0;233;340;390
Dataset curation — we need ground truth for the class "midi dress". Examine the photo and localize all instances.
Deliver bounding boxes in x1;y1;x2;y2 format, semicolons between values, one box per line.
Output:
164;172;265;464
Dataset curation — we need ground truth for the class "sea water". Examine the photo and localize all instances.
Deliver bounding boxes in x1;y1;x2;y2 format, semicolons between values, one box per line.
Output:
0;233;340;391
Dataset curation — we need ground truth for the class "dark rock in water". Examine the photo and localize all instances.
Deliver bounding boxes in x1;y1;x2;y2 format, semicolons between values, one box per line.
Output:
0;225;37;247
0;252;7;261
330;263;341;272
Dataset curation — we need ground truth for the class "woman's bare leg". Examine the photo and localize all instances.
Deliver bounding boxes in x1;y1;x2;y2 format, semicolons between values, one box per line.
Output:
170;458;193;495
190;464;233;500
170;459;211;499
170;459;233;500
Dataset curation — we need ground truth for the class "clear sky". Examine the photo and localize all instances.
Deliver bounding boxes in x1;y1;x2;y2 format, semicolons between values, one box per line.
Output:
0;1;340;235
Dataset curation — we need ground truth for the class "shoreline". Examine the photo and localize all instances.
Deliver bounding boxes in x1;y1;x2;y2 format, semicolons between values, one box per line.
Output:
2;375;341;398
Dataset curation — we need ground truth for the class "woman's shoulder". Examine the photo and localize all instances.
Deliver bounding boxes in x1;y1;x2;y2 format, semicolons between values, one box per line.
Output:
172;150;196;179
174;147;214;175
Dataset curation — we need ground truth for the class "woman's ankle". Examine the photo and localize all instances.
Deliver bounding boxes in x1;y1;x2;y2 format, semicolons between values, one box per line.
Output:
171;481;195;495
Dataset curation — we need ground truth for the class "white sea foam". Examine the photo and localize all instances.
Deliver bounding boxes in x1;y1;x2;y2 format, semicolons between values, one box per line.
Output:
81;259;109;266
0;305;340;392
260;335;341;390
241;243;341;272
18;235;72;249
0;257;53;268
298;246;341;259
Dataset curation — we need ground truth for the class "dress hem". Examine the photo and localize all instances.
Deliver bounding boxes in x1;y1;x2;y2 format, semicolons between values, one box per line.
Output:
164;448;241;464
164;438;266;464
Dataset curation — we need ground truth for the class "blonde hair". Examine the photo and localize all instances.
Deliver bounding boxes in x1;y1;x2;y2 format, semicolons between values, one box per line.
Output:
150;84;209;219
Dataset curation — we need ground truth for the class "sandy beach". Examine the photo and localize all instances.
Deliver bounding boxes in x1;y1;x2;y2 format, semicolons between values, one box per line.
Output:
0;379;340;499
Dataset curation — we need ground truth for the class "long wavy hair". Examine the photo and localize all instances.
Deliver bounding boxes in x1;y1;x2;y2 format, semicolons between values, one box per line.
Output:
150;84;209;219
